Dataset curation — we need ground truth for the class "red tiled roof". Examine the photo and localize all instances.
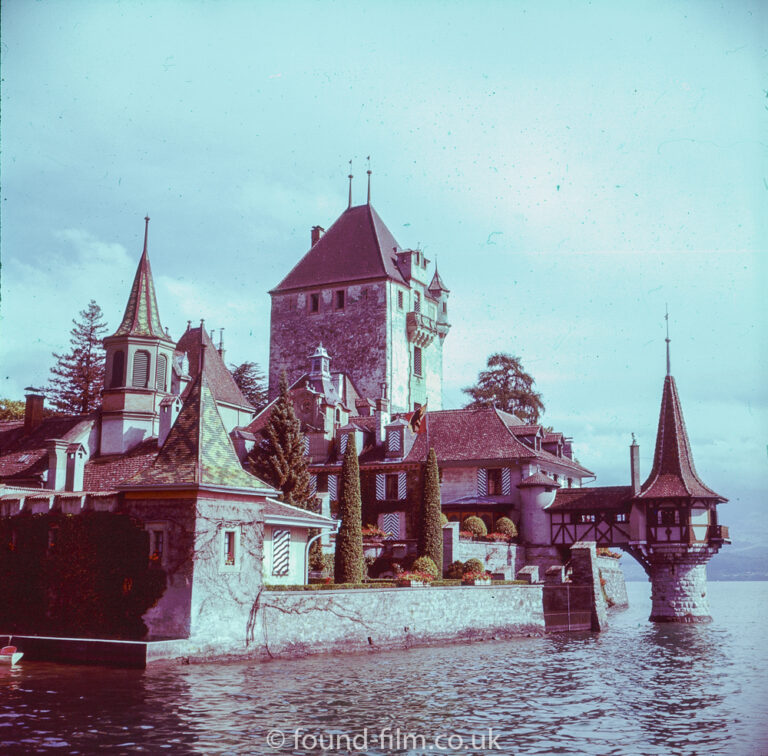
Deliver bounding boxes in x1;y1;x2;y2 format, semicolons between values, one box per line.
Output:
518;472;560;488
508;424;541;436
638;375;725;501
0;415;95;483
82;438;159;491
272;204;408;292
548;486;633;511
177;327;253;410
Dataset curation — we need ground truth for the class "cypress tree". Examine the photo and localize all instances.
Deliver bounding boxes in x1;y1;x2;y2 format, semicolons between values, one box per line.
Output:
47;300;108;414
419;447;443;575
334;433;364;584
249;371;313;508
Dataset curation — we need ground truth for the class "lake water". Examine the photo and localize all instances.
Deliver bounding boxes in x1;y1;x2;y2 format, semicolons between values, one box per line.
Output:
2;581;767;755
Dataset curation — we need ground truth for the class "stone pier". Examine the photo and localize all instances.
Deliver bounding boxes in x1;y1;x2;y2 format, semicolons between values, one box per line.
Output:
646;549;712;623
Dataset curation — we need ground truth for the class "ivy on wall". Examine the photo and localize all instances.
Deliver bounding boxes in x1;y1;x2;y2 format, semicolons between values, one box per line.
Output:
0;512;166;639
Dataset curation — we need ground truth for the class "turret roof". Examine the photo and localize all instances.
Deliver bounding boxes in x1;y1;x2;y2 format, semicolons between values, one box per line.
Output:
272;204;408;292
428;265;450;294
120;366;273;492
638;375;725;501
111;218;171;341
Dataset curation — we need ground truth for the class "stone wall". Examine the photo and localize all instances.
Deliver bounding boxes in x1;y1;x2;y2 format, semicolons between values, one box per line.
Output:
596;555;629;608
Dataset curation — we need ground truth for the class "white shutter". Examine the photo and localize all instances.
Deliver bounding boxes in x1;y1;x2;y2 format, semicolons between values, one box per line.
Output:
340;434;348;454
272;529;291;576
477;468;488;496
388;430;401;453
303;436;310;456
376;474;386;501
309;474;317;495
380;512;401;540
398;472;407;500
328;474;338;501
132;350;149;388
502;468;512;496
155;353;167;391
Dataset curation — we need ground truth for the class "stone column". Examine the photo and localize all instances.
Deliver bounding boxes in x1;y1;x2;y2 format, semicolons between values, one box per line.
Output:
647;556;711;623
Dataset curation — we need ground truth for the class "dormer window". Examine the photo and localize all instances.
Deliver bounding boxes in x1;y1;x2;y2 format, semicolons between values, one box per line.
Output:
335;290;345;310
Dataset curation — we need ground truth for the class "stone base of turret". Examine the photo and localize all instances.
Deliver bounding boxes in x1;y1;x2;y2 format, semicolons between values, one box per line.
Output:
647;554;711;623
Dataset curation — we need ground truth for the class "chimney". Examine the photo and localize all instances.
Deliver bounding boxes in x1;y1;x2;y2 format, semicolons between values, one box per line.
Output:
311;226;324;246
159;396;182;447
24;388;45;433
374;384;390;446
65;443;86;491
46;439;69;490
630;434;640;495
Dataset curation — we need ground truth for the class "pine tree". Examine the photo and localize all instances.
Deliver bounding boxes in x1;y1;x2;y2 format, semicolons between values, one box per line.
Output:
418;447;443;575
229;361;268;412
334;433;364;584
47;300;108;414
463;352;544;424
248;371;313;508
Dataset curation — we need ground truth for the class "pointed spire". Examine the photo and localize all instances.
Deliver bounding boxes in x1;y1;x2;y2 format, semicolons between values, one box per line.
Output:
639;373;724;500
366;156;372;205
111;215;169;340
428;261;450;294
665;304;671;376
347;159;353;209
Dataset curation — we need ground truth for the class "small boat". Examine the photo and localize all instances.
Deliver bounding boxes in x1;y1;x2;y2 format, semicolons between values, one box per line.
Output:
0;645;23;665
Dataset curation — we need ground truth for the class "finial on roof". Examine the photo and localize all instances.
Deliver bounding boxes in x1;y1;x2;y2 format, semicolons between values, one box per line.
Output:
631;432;637;445
366;155;372;205
142;215;150;256
186;320;191;332
665;304;671;376
347;159;353;209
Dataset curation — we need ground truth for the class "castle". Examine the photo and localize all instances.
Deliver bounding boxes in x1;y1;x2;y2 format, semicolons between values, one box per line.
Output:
0;185;730;649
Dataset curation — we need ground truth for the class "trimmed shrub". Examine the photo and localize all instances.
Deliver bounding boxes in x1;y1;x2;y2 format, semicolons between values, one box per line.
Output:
445;560;465;580
418;448;443;574
462;516;487;538
440;513;449;527
334;433;364;583
493;516;518;539
463;558;484;576
412;555;439;580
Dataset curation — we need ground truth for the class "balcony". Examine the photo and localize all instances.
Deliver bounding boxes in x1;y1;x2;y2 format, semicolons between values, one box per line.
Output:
406;311;437;347
709;524;730;542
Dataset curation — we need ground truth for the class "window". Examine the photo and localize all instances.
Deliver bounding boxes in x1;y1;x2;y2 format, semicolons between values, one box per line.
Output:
110;350;125;388
310;293;320;313
272;529;291;576
225;531;236;565
487;468;503;495
388;430;401;452
335;290;345;310
414;291;421;313
578;513;596;524
150;530;164;562
442;302;447;314
132;350;150;388
155;353;168;392
316;473;328;493
398;290;404;309
567;478;573;488
615;513;628;523
414;347;422;376
658;509;680;526
340;434;348;454
220;526;241;572
385;474;399;500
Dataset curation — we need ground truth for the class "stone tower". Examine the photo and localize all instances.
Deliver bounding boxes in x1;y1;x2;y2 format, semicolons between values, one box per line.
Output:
101;217;176;454
269;199;450;413
628;363;729;622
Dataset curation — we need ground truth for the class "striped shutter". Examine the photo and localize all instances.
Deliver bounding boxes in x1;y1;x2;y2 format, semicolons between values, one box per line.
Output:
340;434;348;455
155;354;167;391
477;468;488;496
272;529;290;576
376;473;386;501
328;475;338;501
309;474;317;495
380;512;401;540
303;436;310;456
132;350;150;388
397;472;407;500
502;468;512;496
388;430;401;453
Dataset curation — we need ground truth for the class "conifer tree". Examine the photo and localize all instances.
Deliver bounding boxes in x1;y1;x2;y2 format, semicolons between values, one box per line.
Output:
229;361;268;412
248;371;313;508
418;447;443;575
46;300;108;414
334;433;364;584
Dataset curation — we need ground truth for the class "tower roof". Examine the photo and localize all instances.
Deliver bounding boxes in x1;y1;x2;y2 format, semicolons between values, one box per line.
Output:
120;366;272;492
111;217;170;340
428;265;450;294
638;375;725;501
272;204;408;292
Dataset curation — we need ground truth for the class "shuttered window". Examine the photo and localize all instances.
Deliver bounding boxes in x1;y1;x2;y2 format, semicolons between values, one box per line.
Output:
155;354;168;391
414;347;422;376
132;350;150;388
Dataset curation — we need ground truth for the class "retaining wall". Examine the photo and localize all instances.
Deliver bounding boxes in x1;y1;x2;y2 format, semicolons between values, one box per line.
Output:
596;555;629;608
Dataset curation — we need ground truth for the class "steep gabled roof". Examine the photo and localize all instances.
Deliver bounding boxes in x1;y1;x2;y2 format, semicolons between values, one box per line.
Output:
638;375;725;500
121;369;273;492
518;471;560;489
428;265;450;294
82;438;158;491
111;218;171;340
177;327;253;410
272;204;408;292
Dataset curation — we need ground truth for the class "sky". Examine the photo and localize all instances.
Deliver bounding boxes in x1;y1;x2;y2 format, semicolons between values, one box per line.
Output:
1;1;766;542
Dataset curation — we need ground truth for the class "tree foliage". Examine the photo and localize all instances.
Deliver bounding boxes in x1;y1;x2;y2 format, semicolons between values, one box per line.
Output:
334;433;364;583
418;447;443;575
248;371;312;508
462;352;544;424
47;300;108;414
229;361;268;412
0;399;25;420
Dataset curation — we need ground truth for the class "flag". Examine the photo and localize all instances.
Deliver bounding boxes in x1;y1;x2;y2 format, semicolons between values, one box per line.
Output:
408;402;428;434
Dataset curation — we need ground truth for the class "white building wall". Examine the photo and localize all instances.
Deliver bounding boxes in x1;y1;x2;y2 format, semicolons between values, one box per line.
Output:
263;526;308;585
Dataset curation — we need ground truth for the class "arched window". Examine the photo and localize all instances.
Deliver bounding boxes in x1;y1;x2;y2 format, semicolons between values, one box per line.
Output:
132;350;150;388
155;353;168;392
110;350;125;388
